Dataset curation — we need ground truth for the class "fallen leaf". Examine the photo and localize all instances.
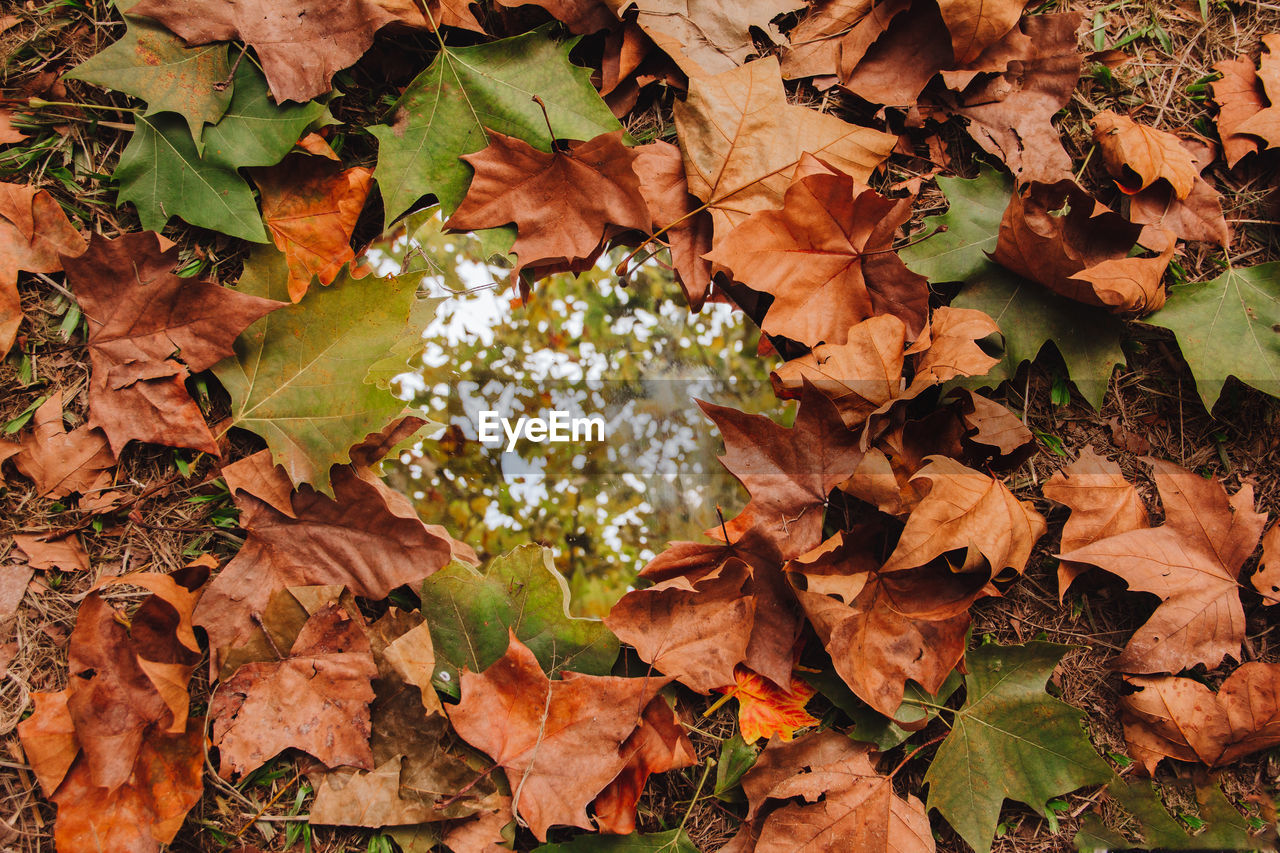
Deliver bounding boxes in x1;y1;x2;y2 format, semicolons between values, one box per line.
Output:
900;170;1012;284
534;828;699;852
674;56;896;241
631;139;714;309
937;0;1027;65
371;26;622;229
0;564;32;620
64;14;232;144
63;231;281;455
606;0;803;75
448;631;671;841
838;408;967;517
991;179;1172;315
1124;137;1229;247
16;689;78;796
952;389;1033;463
128;0;459;103
1059;458;1267;673
251;136;374;302
605;557;756;693
211;603;378;778
12;532;89;572
420;544;619;693
1253;522;1280;604
1091;111;1198;199
789;528;980;719
1119;663;1280;773
593;696;697;834
496;0;615;33
924;641;1112;853
1043;448;1147;600
1235;34;1280;149
706;155;927;345
718;665;819;744
881;455;1046;576
0;109;26;144
780;0;904;82
0;182;85;354
837;0;953;107
1212;57;1266;167
1075;776;1263;852
446;130;650;278
11;392;114;503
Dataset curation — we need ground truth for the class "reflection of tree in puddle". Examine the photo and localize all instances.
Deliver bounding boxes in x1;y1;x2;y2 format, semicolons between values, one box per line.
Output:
369;211;780;615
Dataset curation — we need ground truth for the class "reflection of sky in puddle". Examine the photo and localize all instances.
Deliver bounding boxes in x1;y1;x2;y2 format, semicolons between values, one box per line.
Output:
367;216;774;576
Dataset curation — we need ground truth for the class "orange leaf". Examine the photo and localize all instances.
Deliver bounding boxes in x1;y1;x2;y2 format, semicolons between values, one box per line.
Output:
718;665;819;745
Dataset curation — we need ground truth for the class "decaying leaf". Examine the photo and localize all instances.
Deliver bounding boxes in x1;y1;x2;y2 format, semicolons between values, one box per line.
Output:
1120;662;1280;773
606;0;802;75
593;696;698;834
1212;56;1267;167
1059;458;1267;673
1253;522;1280;604
0;182;85;354
64;231;281;455
11;392;115;501
631;139;714;309
1091;111;1199;199
13;532;89;573
1235;34;1280;150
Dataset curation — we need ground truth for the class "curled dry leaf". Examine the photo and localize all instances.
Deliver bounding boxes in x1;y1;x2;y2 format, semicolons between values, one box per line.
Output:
447;129;650;279
1212;56;1267;167
0;182;85;354
1252;522;1280;604
780;0;911;83
448;631;674;841
1235;34;1280;150
593;696;698;834
1120;662;1280;773
211;603;378;779
881;455;1046;576
63;231;281;455
631;139;713;310
705;155;928;346
991;179;1172;315
936;0;1028;66
1043;448;1148;601
251;135;375;303
11;392;114;501
674;56;896;242
605;0;804;75
496;0;615;34
1059;458;1267;673
952;389;1034;464
1091;111;1199;199
1124;137;1229;247
717;664;819;745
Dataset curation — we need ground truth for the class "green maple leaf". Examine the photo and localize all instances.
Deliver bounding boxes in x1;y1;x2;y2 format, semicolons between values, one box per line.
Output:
1144;262;1280;410
900;170;1013;284
952;268;1127;409
65;15;231;145
1074;777;1258;851
924;641;1111;853
212;246;432;495
370;25;622;230
419;544;619;697
114;64;323;242
531;829;701;852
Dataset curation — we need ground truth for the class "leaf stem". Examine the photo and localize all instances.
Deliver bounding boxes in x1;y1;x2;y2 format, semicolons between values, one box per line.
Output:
888;734;947;778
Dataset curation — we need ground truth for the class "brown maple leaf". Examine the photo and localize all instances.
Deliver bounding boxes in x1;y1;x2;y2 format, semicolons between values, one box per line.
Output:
991;179;1173;315
212;603;378;778
0;182;85;354
62;232;281;455
729;730;935;852
129;0;475;103
251;134;374;303
447;129;651;279
780;0;907;82
1043;448;1148;601
496;0;616;33
11;392;115;501
13;532;89;573
946;13;1083;184
881;455;1047;576
606;0;804;75
1124;137;1230;247
631;139;714;310
1120;662;1280;773
836;0;953;108
837;408;967;518
705;155;928;346
0;109;26;145
952;389;1034;464
1059;458;1267;673
1091;111;1199;199
789;528;981;719
448;631;673;841
1235;34;1280;149
1252;522;1280;604
594;695;698;833
196;450;468;671
674;56;896;242
699;385;865;560
937;0;1027;65
1212;56;1267;167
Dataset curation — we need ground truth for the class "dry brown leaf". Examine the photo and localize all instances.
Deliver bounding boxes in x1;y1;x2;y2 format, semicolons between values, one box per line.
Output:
252;136;374;303
211;603;378;779
0;564;32;621
1125;137;1229;247
443;795;515;852
780;0;901;82
838;0;952;107
706;156;928;345
953;389;1034;463
1120;663;1280;773
63;232;281;455
12;531;89;572
129;0;474;103
1236;34;1280;149
448;631;672;841
1212;57;1266;167
674;56;896;241
838;409;966;517
594;695;697;833
606;0;803;75
1059;458;1267;673
496;0;615;33
631;139;714;310
991;179;1172;314
447;129;650;279
881;455;1047;576
1253;522;1280;604
0;182;85;354
605;557;756;693
1043;448;1148;601
912;306;1000;385
936;0;1026;65
0;109;26;145
18;689;78;797
789;529;980;719
1092;110;1199;199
